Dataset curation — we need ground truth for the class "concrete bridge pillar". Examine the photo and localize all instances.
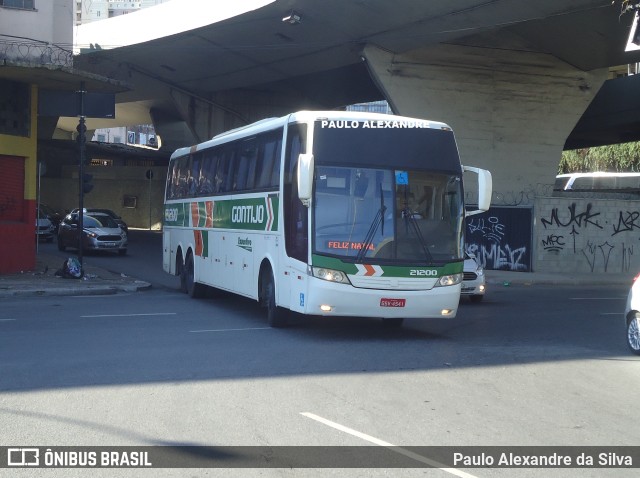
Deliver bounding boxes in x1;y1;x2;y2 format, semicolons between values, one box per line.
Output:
363;44;608;205
154;88;323;152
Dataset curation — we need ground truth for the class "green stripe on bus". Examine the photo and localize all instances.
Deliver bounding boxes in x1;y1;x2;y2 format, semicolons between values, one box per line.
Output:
311;254;462;277
164;196;279;231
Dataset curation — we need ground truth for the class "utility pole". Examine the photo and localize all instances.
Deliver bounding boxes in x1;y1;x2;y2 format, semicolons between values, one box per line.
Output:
77;82;90;274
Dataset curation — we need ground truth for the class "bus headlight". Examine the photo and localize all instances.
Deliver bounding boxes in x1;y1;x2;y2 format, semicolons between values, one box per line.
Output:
435;273;463;287
312;267;351;284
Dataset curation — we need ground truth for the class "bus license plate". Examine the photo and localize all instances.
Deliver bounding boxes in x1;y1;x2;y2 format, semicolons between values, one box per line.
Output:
380;298;406;307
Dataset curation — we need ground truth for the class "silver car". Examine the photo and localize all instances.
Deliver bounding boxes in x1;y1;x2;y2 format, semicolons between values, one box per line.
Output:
624;273;640;355
58;212;128;255
35;209;55;242
461;253;486;302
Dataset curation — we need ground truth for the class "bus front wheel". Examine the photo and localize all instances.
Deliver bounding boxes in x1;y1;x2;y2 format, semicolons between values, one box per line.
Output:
265;271;288;328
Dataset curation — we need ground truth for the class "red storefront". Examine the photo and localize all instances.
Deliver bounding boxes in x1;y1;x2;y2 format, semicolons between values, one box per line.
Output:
0;155;36;274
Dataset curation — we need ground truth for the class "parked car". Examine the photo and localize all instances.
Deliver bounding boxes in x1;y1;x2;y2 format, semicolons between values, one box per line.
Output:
35;209;55;242
461;253;485;302
57;212;128;255
624;272;640;355
38;204;64;233
71;208;128;233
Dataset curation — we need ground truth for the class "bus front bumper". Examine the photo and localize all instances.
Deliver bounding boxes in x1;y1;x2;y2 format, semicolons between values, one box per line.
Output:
303;279;461;319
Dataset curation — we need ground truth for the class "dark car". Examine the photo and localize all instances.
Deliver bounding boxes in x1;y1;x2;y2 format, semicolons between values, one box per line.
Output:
38;204;64;233
71;208;128;233
58;212;128;255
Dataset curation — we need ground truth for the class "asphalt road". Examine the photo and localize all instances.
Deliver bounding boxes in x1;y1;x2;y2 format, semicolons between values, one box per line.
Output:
2;232;640;477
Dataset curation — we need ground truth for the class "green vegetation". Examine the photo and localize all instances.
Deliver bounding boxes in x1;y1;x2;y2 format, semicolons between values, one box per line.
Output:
559;142;640;173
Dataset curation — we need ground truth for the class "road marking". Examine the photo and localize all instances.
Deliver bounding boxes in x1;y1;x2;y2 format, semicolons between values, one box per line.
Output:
569;297;624;300
80;312;177;318
190;327;271;333
0;319;16;322
300;412;478;478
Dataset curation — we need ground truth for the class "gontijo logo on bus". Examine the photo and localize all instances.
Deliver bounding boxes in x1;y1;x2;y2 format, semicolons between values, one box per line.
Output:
232;205;264;224
227;195;277;230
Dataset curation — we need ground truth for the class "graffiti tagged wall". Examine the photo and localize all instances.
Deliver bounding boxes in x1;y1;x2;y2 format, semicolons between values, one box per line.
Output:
466;207;532;271
535;197;640;274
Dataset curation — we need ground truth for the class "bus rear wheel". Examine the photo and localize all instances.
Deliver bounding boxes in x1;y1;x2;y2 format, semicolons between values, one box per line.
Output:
265;271;288;328
177;254;186;293
183;252;205;298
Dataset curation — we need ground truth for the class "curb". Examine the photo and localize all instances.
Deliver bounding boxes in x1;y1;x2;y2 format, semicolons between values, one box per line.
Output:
0;281;152;298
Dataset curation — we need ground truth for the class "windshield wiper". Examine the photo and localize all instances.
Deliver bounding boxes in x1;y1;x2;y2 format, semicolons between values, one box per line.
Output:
402;207;433;263
355;183;386;263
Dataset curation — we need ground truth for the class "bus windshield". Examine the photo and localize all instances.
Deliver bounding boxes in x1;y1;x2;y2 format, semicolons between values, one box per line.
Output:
311;124;464;265
313;167;463;264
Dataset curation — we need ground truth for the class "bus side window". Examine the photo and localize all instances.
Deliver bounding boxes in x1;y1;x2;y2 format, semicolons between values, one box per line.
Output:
270;137;282;187
226;147;238;193
197;149;216;196
189;154;201;196
256;132;280;189
167;161;179;199
216;146;235;193
175;156;191;199
235;138;257;191
234;155;249;191
245;140;258;190
210;149;224;193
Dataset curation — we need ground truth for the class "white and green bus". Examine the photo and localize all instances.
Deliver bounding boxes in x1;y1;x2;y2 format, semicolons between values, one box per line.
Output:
163;111;491;327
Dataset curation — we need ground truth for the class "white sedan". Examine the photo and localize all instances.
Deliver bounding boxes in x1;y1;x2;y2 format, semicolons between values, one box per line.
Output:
624;273;640;355
461;253;485;302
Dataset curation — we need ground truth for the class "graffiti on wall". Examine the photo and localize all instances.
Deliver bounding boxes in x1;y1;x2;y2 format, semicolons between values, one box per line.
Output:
465;207;532;271
539;201;639;273
540;203;602;253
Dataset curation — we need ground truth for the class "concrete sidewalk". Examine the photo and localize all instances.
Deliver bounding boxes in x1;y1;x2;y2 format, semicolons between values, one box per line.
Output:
485;269;635;287
0;253;152;298
0;253;633;299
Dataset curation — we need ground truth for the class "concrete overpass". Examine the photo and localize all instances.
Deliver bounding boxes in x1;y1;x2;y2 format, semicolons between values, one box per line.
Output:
66;0;640;206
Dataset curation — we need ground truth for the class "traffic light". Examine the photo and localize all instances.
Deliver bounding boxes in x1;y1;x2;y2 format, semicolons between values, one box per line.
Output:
76;121;87;146
82;173;93;194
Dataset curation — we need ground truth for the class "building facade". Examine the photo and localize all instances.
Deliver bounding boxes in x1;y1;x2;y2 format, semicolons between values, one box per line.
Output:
75;0;171;25
0;0;75;273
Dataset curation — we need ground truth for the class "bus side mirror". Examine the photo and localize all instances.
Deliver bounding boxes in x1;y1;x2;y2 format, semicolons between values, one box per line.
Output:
463;166;492;216
297;153;314;206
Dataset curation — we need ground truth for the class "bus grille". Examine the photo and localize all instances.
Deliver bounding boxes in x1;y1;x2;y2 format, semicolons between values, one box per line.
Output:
348;276;436;290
